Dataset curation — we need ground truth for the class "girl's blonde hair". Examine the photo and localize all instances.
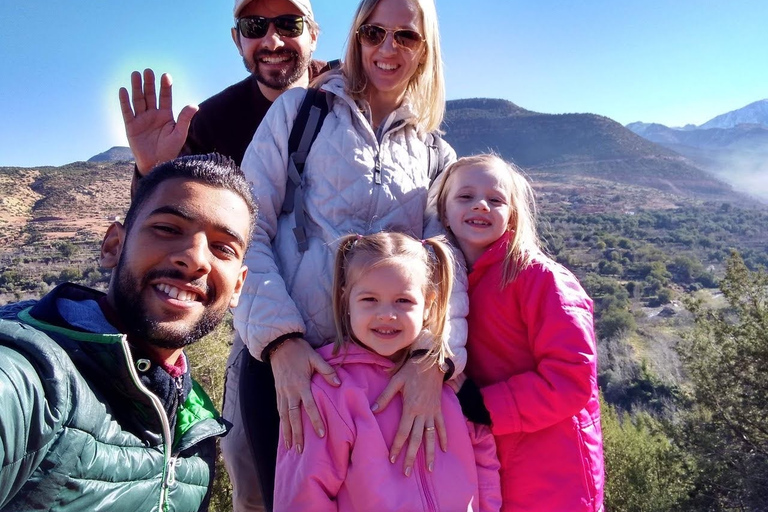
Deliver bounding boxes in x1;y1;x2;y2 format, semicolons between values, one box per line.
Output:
332;231;455;367
437;153;541;287
341;0;446;133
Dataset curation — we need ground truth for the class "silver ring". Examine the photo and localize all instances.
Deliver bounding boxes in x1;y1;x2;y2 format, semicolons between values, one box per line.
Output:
288;404;301;410
425;426;436;432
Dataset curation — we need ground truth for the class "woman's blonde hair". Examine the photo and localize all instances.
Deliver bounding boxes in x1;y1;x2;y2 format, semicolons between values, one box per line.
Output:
437;153;541;287
341;0;446;133
332;231;455;367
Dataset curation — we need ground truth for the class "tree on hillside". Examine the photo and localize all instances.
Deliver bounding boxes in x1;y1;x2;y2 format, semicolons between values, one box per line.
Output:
674;252;768;510
602;397;692;511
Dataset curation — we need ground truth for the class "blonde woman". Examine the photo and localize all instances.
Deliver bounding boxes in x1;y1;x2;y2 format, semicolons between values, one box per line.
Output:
234;0;468;502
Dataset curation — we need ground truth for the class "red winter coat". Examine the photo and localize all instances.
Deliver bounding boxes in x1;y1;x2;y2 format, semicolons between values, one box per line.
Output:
465;232;604;511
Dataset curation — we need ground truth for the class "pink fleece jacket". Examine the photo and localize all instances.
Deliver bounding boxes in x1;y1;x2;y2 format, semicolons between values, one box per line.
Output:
274;343;502;512
466;231;604;512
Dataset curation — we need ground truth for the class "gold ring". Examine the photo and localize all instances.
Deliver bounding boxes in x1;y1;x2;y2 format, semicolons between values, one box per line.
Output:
289;405;301;410
425;426;436;432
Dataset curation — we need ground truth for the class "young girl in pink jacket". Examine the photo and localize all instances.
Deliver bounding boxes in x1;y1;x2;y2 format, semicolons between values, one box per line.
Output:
274;232;501;511
437;154;605;511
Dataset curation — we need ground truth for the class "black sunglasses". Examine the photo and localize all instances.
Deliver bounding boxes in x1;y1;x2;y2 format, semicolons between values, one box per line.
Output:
236;15;305;39
357;24;424;51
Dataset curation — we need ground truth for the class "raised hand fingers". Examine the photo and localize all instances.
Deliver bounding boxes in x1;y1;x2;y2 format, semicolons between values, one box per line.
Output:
174;105;200;143
129;70;148;114
118;87;134;125
158;73;174;112
142;69;158;113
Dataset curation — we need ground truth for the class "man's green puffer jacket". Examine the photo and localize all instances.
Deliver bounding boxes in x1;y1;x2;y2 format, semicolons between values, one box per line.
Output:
0;288;227;512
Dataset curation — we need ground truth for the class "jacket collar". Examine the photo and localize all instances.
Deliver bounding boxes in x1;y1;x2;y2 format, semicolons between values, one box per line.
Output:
21;283;198;444
318;342;397;371
320;72;419;130
28;282;108;332
471;230;513;274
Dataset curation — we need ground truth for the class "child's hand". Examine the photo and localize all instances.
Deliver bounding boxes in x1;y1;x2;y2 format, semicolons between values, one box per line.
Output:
372;358;447;475
270;338;341;454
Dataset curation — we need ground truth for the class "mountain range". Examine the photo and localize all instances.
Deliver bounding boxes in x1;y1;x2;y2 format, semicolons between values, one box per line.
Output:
625;99;768;202
699;99;768;130
83;97;768;206
440;98;750;202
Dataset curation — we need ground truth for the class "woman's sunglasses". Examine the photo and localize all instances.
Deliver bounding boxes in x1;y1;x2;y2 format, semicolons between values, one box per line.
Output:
236;15;305;39
357;24;424;51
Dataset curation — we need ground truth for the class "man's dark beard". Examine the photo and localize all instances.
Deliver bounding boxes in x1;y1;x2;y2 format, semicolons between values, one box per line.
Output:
246;47;311;90
112;261;224;349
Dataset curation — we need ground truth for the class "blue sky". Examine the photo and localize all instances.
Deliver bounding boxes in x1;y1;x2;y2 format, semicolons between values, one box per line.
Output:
1;0;766;167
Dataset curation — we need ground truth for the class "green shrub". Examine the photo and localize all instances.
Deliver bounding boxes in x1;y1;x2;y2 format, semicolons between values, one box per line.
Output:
58;267;83;282
602;397;693;511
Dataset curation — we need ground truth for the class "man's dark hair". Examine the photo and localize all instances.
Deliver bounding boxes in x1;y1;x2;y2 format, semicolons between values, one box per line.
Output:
125;153;257;244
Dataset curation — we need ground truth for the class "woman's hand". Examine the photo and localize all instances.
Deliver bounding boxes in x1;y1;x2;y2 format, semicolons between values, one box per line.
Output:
270;338;340;453
373;357;446;475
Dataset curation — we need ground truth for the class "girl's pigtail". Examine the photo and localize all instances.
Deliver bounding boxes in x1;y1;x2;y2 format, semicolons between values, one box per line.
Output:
421;235;455;364
332;234;358;353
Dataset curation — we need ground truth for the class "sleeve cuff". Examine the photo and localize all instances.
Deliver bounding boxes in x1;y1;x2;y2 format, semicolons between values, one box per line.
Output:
481;381;522;434
261;332;303;362
457;378;492;426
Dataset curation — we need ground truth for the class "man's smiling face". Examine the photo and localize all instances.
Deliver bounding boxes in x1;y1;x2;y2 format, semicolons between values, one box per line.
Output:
102;178;249;349
233;0;317;91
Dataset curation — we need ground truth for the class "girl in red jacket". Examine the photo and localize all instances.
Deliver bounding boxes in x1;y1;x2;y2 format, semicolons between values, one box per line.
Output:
437;154;605;511
274;232;501;511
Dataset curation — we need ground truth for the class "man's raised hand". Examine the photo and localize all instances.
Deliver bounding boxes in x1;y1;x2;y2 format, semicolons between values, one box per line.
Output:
118;69;199;175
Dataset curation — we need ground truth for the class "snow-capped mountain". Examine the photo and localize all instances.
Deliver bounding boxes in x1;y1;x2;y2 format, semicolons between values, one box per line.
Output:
699;99;768;130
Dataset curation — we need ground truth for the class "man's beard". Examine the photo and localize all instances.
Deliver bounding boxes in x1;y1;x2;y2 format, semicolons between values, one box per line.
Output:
246;47;311;91
112;261;224;349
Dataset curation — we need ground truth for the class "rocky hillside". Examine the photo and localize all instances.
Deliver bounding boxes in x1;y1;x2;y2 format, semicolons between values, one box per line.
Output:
88;146;135;163
0;162;132;302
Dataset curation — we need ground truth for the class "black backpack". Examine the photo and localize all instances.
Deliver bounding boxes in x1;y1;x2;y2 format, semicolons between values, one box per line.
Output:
282;87;448;251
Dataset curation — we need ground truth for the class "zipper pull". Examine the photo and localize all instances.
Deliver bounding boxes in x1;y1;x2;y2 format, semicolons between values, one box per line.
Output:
166;456;178;486
175;376;184;407
374;154;382;185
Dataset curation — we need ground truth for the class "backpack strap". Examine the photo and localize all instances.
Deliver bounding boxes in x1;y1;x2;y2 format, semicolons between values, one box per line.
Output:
320;59;342;74
425;131;447;186
283;87;332;252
